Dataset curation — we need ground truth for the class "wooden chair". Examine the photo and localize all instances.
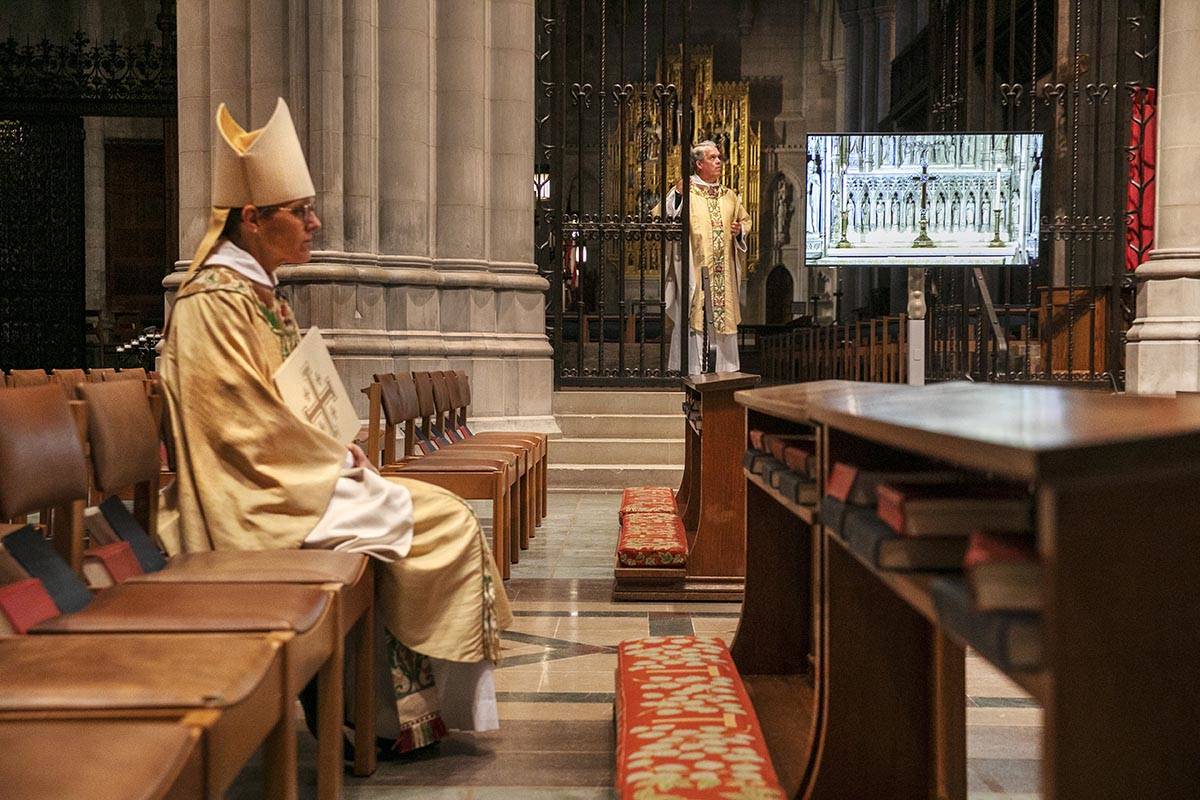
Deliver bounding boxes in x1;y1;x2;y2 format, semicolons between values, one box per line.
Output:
5;369;50;388
363;375;517;577
72;377;376;794
50;368;87;400
0;719;206;800
104;367;147;381
445;369;549;525
412;371;533;559
0;633;294;800
432;369;545;534
0;382;342;800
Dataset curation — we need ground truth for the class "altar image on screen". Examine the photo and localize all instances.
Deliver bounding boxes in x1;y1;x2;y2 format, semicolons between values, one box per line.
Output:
804;133;1043;267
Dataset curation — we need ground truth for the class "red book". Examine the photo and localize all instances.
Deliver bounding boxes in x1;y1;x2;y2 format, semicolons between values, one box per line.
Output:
781;444;814;474
81;541;144;588
0;578;60;634
748;429;766;451
964;532;1042;612
764;433;813;460
875;482;1031;537
825;462;859;502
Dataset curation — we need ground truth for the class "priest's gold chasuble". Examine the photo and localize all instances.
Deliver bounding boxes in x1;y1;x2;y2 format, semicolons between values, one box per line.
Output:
686;182;752;335
159;265;346;556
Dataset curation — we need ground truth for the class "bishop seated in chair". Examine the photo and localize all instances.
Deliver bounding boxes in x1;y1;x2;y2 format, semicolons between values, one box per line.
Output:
157;97;512;758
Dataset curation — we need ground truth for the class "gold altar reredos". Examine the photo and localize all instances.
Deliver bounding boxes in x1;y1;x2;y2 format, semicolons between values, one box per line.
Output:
608;46;761;277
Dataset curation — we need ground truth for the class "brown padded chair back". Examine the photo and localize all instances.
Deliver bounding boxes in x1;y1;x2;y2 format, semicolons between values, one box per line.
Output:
375;373;419;426
430;371;454;415
455;370;472;406
108;367;147;382
88;368;116;382
6;369;50;388
51;369;87;400
411;372;438;418
75;380;161;494
0;384;89;518
444;371;465;410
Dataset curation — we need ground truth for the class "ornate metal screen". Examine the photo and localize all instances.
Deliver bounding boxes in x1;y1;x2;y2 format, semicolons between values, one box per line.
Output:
0;1;176;370
916;0;1158;388
0;117;86;369
535;0;760;387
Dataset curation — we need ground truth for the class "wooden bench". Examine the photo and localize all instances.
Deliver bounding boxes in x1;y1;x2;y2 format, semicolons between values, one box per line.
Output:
614;636;786;799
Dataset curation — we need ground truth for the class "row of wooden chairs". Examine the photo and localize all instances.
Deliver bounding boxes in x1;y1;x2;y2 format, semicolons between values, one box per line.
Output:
3;367;149;394
0;380;376;799
362;370;549;580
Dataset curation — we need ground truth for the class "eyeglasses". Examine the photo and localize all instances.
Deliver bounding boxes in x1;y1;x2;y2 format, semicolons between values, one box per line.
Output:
274;201;318;221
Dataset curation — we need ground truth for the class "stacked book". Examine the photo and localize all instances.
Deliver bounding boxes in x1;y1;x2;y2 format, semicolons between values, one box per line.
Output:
820;462;1043;672
743;428;818;505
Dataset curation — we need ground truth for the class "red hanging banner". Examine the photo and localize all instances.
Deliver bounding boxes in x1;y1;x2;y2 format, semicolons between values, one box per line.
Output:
1126;87;1157;272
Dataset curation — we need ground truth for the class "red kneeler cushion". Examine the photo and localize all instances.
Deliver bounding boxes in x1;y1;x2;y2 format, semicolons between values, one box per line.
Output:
616;637;785;799
617;513;687;567
619;486;678;521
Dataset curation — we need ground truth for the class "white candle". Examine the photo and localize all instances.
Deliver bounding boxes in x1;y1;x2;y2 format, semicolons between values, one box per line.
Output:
995;166;1002;201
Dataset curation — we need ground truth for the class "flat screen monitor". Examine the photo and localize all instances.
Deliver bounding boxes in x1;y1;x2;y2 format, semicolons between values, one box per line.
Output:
804;132;1043;267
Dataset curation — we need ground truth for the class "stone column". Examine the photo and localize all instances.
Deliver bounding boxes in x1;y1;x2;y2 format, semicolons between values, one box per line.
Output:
875;8;894;123
1126;0;1200;394
840;12;862;131
169;0;554;429
859;10;878;130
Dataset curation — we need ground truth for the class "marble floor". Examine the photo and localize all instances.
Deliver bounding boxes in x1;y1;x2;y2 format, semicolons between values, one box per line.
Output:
241;490;1042;798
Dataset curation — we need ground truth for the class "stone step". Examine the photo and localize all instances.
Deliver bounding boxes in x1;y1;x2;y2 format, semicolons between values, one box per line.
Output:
550;436;685;465
548;463;684;490
552;390;684;416
555;413;681;439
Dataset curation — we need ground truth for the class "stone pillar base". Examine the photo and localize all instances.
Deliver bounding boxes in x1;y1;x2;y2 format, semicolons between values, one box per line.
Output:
1126;276;1200;394
1126;340;1200;395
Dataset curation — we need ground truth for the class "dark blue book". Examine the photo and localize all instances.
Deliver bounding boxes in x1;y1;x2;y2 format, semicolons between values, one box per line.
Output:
931;576;1042;672
820;496;848;536
98;496;167;573
843;507;969;571
743;449;766;471
3;525;92;614
771;469;818;505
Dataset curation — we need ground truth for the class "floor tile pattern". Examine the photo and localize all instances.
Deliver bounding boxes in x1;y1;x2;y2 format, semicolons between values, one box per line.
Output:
234;490;1042;798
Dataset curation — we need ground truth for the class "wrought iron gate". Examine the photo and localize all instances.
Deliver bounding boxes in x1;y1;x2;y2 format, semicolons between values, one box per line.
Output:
0;117;86;369
536;0;697;387
913;0;1158;387
0;1;175;371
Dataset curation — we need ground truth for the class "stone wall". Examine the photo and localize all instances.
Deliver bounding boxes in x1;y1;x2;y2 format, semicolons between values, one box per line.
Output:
171;0;554;428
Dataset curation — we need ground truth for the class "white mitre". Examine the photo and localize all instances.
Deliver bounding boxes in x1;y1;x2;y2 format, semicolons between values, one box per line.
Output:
188;97;315;272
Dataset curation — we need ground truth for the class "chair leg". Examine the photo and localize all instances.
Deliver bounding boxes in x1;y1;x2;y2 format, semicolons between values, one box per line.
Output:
316;637;345;800
352;605;377;777
540;452;548;521
519;470;531;551
263;698;299;800
493;475;509;580
509;478;521;566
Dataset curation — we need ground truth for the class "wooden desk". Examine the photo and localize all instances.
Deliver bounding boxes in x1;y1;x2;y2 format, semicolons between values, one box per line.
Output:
733;380;1200;799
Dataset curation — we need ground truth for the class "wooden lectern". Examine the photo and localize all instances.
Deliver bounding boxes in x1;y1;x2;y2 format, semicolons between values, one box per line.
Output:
615;372;759;601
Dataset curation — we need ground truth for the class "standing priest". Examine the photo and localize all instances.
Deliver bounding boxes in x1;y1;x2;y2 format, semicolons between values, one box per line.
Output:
661;139;752;374
158;98;511;757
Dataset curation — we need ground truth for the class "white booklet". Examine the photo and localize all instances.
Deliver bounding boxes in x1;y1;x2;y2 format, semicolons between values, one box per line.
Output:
273;327;359;445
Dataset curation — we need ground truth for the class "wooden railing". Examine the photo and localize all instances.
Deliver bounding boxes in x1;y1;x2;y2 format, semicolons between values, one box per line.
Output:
753;316;908;386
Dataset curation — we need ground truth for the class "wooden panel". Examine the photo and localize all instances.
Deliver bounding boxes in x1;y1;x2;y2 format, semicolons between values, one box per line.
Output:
105;139;169;326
